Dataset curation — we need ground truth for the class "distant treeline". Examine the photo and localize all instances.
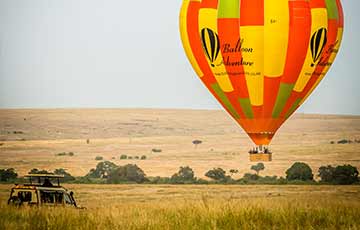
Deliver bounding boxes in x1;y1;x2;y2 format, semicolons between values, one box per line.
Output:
1;162;359;185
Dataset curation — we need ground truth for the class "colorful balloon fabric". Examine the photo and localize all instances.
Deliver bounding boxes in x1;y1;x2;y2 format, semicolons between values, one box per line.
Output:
180;0;344;146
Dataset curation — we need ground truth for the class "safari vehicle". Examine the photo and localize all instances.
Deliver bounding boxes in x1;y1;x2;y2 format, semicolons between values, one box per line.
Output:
7;174;78;208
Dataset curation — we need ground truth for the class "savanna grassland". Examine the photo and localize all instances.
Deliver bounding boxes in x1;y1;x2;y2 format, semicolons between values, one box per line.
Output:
0;184;360;229
0;109;359;178
0;109;360;229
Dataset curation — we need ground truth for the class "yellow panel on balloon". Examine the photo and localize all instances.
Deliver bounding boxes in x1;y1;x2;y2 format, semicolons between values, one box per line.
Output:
264;0;289;77
199;9;234;92
240;26;264;106
179;0;203;78
294;8;328;93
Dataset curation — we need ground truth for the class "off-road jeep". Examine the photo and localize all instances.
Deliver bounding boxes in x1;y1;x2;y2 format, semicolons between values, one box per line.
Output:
7;174;78;207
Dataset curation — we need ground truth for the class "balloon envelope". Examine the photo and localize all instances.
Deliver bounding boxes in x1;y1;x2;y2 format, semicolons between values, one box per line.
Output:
180;0;344;145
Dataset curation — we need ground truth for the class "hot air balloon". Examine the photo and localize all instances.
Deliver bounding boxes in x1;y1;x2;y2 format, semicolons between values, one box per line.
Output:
180;0;344;161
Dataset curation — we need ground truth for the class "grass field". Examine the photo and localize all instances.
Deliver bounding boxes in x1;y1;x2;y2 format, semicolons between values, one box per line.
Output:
0;184;360;229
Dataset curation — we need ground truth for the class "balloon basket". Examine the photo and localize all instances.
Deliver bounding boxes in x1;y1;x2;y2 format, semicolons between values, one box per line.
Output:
249;153;272;162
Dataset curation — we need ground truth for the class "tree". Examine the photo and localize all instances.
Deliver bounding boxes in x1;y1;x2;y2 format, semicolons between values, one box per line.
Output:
171;166;195;183
0;168;18;182
205;168;226;181
151;148;162;153
53;168;75;182
192;140;202;149
86;161;118;178
332;165;359;185
120;154;127;160
251;163;265;175
286;162;313;181
28;168;52;174
95;156;103;161
318;165;336;183
318;165;359;185
107;164;147;183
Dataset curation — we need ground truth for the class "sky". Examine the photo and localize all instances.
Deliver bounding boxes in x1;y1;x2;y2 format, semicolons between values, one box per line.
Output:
0;0;359;115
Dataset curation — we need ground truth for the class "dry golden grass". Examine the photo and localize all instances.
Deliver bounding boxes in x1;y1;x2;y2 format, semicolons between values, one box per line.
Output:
0;184;359;229
0;109;359;178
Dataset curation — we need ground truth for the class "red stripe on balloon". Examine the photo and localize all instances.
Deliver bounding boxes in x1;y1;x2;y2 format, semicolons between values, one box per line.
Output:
281;1;311;84
240;0;264;26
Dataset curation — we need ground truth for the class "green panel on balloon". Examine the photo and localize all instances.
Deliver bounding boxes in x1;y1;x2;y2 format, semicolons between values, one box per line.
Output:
272;83;295;118
325;0;339;19
218;0;240;19
238;98;254;119
285;98;302;119
211;83;240;119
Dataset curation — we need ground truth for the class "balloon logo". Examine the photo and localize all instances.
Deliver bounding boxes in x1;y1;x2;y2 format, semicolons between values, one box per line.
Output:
201;28;220;67
310;28;328;67
180;0;344;153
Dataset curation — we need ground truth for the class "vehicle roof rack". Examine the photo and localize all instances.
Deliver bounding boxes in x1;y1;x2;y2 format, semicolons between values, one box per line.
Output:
25;174;65;178
24;174;64;186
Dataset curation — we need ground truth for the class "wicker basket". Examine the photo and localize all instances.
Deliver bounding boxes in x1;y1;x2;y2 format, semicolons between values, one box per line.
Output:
249;153;272;162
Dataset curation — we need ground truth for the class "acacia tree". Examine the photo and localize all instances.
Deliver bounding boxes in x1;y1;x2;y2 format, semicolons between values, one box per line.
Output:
251;163;265;175
192;140;202;149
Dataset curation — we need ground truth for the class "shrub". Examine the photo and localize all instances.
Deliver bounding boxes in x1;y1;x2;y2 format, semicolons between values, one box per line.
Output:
128;156;133;159
149;176;171;184
205;168;227;181
95;156;103;161
332;165;359;185
318;165;336;183
171;166;196;183
286;162;313;181
107;164;147;183
86;161;118;179
56;152;74;156
243;173;259;181
0;168;18;182
120;155;127;160
141;155;147;160
151;148;162;153
337;139;349;144
134;156;139;159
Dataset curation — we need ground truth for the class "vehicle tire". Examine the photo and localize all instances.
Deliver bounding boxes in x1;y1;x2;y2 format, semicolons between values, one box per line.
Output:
8;196;23;206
